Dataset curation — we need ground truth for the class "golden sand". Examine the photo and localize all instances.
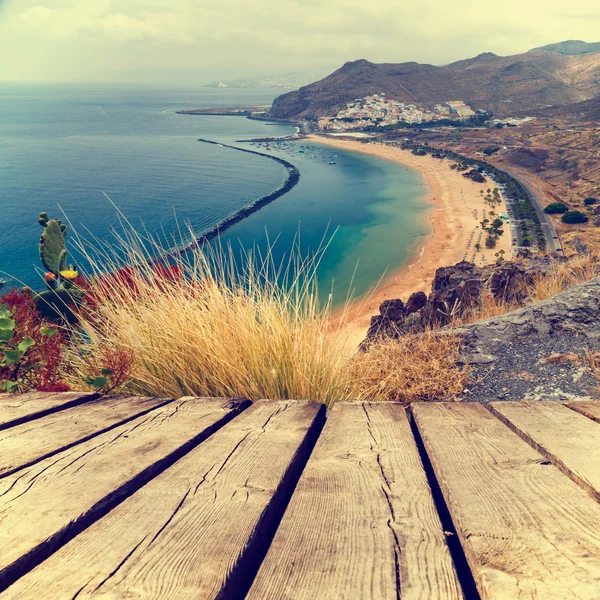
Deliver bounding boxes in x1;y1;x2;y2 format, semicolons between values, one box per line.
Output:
308;136;514;346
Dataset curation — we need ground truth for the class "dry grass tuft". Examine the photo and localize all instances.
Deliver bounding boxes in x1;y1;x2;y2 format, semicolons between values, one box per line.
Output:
347;332;469;404
584;349;600;385
61;221;469;406
529;253;598;303
457;253;599;327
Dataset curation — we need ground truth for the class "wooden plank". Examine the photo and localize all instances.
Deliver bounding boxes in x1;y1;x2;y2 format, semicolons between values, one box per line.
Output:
490;401;600;501
412;402;600;599
0;396;249;591
0;392;98;431
0;396;173;479
565;401;600;424
248;402;463;600
2;400;325;600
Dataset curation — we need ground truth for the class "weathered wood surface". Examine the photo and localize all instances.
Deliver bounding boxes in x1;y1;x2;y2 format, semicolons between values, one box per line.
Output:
490;401;600;500
3;400;325;600
566;400;600;424
0;396;172;479
413;402;600;599
0;392;97;432
248;402;463;600
0;397;249;591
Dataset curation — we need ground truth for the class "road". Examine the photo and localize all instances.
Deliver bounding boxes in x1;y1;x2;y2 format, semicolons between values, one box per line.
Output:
512;173;563;255
490;164;563;255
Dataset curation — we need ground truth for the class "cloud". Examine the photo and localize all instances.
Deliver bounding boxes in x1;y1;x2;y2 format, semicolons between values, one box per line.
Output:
1;0;599;82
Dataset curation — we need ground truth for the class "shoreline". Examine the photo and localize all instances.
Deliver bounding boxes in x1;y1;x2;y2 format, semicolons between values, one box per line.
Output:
308;135;513;346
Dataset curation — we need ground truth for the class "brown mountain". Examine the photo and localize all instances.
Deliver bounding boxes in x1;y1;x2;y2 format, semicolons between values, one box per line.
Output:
269;45;600;120
532;40;600;56
552;95;600;121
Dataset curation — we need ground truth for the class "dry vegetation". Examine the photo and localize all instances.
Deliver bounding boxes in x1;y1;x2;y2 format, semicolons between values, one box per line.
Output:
59;220;599;406
458;252;599;326
62;228;468;406
348;333;468;404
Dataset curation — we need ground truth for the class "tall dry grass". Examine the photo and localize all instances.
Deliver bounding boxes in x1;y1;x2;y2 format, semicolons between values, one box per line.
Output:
457;253;599;327
61;221;468;406
529;253;598;303
348;332;468;404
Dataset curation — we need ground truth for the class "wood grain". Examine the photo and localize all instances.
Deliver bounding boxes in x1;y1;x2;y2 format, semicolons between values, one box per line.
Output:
248;402;463;600
565;401;600;424
490;401;600;500
2;400;324;600
0;396;173;479
0;396;249;591
0;392;98;431
413;402;600;599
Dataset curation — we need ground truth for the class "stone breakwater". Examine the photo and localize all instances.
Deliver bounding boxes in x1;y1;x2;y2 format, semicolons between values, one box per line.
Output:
194;139;300;244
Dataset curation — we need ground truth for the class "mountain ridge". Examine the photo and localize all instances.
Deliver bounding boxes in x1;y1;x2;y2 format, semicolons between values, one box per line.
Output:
531;40;600;55
269;42;600;120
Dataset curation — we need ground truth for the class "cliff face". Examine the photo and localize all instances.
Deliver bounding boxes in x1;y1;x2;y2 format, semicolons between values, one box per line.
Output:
269;50;600;120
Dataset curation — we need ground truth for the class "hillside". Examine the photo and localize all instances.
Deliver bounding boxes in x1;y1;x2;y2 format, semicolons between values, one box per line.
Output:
551;95;600;121
532;40;600;55
269;45;600;120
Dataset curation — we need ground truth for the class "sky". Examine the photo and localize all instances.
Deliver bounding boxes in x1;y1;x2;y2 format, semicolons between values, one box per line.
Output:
1;0;599;83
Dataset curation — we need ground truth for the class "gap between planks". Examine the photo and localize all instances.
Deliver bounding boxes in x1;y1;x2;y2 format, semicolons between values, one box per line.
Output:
413;402;600;599
0;396;250;592
0;396;174;479
2;400;325;600
565;400;600;424
248;402;464;600
489;401;600;502
0;392;99;432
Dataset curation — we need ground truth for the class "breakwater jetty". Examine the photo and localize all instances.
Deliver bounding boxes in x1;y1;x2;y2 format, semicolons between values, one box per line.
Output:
192;139;300;244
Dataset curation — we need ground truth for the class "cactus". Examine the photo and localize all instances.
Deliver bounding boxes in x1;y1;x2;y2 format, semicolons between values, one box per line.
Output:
38;212;68;275
27;213;83;323
28;286;82;324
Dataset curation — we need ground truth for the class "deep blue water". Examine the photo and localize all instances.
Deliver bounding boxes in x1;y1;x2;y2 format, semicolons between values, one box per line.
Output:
0;84;429;302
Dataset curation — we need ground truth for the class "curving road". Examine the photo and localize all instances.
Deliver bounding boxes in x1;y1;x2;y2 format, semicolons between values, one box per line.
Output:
494;164;563;255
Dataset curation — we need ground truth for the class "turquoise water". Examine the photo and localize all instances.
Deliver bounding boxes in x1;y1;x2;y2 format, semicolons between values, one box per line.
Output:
0;84;429;301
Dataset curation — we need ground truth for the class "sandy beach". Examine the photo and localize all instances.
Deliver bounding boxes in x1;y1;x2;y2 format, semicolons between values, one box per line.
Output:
308;136;514;346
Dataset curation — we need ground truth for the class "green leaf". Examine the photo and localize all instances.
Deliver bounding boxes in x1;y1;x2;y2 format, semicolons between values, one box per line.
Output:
85;376;95;385
91;377;108;389
0;318;15;330
40;327;58;339
0;380;19;392
2;350;22;366
0;329;14;343
17;338;35;354
0;307;11;319
101;368;114;377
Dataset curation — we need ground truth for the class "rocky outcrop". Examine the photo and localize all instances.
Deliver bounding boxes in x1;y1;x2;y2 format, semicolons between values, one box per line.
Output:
453;277;600;403
363;257;558;346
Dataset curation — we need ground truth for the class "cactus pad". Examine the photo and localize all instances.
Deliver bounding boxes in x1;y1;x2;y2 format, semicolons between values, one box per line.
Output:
39;214;67;275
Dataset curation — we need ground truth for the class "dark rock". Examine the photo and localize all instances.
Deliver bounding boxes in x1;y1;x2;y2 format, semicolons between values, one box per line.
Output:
362;300;406;348
405;291;427;315
362;257;566;348
380;299;405;321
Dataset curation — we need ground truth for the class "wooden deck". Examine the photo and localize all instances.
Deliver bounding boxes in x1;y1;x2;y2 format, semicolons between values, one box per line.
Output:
0;394;600;598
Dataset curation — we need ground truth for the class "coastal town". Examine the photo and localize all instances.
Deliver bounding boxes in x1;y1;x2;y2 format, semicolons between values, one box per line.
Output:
317;93;479;132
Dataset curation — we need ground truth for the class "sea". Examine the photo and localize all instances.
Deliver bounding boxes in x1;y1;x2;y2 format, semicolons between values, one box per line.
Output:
0;84;429;303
